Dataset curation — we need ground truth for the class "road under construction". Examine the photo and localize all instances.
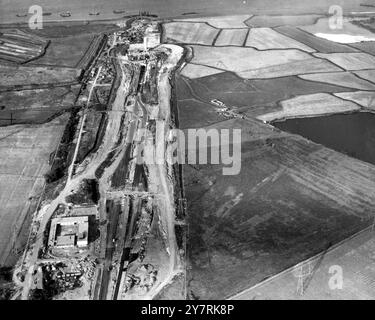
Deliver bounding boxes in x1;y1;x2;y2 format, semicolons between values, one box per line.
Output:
15;18;185;300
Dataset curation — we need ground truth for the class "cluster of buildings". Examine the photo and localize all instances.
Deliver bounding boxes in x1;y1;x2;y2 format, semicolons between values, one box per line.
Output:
113;20;161;57
211;99;245;119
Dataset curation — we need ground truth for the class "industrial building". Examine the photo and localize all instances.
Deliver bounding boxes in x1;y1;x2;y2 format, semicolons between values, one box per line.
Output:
144;32;160;49
48;216;89;249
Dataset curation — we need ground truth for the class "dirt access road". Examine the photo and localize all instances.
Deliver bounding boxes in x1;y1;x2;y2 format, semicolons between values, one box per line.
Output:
19;38;128;300
142;44;184;300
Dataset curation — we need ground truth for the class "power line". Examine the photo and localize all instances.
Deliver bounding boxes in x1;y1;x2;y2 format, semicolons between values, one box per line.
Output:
0;112;13;124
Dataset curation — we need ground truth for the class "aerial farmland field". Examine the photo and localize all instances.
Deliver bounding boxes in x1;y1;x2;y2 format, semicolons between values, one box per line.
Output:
185;119;375;299
169;10;375;300
180;63;222;79
353;70;375;83
176;71;354;119
187;45;341;78
275;25;359;53
0;23;88;276
30;34;96;68
313;52;375;70
176;14;251;28
163;22;219;45
0;86;80;125
334;91;375;109
245;27;315;52
0;115;68;267
215;29;248;46
298;72;375;91
245;14;322;27
0;65;80;88
257;93;361;122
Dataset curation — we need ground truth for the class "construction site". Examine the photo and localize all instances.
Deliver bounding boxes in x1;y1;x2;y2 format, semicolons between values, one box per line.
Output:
6;17;185;300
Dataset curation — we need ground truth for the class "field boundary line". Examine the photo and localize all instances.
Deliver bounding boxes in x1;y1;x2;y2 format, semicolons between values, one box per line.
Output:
228;223;375;300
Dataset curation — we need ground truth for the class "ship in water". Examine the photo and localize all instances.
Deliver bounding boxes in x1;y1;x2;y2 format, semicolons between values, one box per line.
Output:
89;11;100;16
113;9;126;14
60;11;71;18
16;13;27;17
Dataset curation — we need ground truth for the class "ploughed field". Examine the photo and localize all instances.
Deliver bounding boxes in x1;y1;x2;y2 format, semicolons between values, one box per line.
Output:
184;118;375;299
0;115;68;267
171;13;375;299
231;224;375;300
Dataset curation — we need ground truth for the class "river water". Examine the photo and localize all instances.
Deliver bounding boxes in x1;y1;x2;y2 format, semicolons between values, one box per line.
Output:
0;0;369;24
273;112;375;166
